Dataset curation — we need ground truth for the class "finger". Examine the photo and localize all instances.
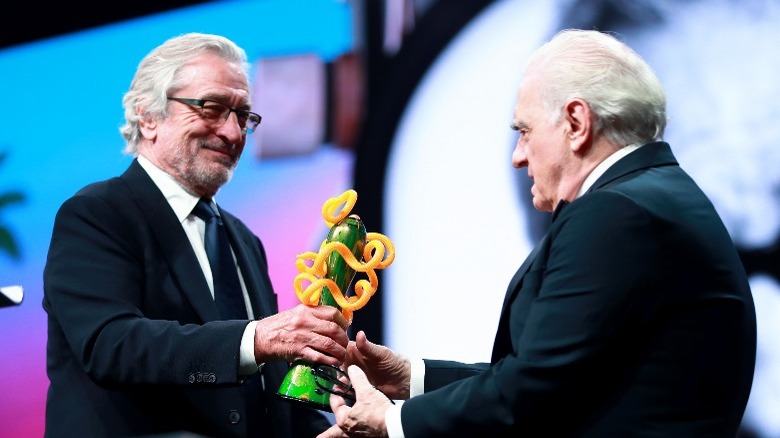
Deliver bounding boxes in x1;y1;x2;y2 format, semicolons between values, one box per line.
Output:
347;365;393;406
307;307;348;335
316;424;348;438
304;347;344;367
330;394;351;426
314;328;349;352
317;318;350;349
329;391;347;412
310;329;350;362
346;365;370;392
332;309;349;330
314;305;350;330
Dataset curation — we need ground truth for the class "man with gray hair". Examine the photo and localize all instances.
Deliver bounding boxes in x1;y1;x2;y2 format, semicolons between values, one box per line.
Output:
43;33;348;438
319;29;756;437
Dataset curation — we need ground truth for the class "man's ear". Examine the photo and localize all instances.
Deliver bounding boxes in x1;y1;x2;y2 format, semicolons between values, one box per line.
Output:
563;98;592;152
137;106;157;141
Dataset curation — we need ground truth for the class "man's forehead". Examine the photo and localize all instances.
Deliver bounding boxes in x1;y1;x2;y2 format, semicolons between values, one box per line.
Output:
513;85;535;119
177;64;249;99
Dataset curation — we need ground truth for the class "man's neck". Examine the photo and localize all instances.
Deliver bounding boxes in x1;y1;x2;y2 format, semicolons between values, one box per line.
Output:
575;142;643;198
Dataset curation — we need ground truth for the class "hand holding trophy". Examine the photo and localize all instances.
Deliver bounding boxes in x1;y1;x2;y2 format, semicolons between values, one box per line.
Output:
277;189;395;411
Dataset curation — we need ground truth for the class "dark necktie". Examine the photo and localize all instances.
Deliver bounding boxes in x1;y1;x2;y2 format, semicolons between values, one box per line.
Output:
192;198;248;319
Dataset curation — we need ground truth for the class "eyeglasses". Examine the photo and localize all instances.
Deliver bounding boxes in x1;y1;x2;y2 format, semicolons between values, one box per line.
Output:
312;364;356;401
167;97;262;134
311;363;396;405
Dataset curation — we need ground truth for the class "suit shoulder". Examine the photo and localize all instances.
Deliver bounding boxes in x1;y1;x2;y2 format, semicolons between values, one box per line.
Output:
56;175;138;225
72;175;127;199
564;189;647;221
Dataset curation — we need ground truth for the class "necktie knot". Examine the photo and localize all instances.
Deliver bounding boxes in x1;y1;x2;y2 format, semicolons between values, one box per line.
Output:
193;198;220;224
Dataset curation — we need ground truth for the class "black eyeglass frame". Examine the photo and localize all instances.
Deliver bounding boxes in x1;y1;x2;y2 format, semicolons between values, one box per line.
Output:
312;363;356;401
311;363;396;405
166;97;262;133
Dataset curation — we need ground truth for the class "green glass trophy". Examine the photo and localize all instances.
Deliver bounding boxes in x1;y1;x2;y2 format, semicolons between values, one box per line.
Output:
277;189;395;411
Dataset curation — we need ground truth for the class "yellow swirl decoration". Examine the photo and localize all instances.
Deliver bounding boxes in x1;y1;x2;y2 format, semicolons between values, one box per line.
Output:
293;190;395;323
321;189;358;228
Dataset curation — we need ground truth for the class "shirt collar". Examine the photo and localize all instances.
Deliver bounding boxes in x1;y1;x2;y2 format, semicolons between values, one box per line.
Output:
137;155;202;223
576;143;643;199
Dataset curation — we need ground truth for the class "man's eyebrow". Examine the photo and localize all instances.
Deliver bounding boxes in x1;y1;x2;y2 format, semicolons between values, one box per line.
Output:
199;93;252;109
510;121;529;131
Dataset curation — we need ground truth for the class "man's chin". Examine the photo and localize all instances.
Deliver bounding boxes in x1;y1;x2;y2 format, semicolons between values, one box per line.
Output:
188;164;234;196
532;198;553;213
210;166;233;188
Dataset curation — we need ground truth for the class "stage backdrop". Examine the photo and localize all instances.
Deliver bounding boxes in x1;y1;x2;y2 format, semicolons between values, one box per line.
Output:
1;1;778;437
0;1;354;436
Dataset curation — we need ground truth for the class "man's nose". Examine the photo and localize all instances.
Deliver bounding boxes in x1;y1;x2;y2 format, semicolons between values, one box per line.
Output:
512;144;528;168
217;111;245;141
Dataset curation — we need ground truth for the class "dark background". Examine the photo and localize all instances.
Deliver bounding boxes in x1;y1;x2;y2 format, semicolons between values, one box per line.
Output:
3;2;774;436
1;1;213;49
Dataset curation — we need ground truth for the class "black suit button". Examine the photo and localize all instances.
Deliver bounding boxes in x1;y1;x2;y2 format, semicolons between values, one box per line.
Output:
228;410;241;424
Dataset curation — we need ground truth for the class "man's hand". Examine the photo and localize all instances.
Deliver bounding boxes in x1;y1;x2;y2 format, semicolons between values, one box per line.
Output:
318;365;393;438
253;304;349;366
344;331;411;400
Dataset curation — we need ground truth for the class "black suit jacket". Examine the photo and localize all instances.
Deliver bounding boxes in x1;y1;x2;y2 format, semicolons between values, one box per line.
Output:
42;160;331;437
401;142;756;437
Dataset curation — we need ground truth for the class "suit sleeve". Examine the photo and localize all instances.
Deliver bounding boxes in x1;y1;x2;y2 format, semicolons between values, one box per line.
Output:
423;360;488;392
401;192;664;437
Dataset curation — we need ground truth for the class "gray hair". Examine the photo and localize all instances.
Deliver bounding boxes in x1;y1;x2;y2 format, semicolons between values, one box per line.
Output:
529;29;667;146
119;33;251;155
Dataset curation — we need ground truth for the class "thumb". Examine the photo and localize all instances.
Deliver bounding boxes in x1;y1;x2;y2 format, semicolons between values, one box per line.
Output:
356;330;383;358
355;330;369;347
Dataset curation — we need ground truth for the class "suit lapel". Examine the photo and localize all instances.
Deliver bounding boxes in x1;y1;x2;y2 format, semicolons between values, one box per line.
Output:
492;199;569;361
120;160;221;322
500;200;567;311
501;232;548;311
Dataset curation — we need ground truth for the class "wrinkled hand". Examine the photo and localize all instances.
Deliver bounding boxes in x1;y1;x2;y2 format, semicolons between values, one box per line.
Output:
317;365;392;438
254;304;349;366
344;331;411;400
317;423;349;438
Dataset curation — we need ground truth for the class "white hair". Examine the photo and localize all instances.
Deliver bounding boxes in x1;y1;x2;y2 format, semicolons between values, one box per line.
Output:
528;29;667;146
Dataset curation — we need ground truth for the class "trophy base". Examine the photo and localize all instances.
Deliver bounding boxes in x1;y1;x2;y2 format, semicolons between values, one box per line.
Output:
275;392;333;412
277;359;342;412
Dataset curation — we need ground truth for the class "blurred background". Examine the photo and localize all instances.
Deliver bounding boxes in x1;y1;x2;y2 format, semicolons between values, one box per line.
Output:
1;0;777;436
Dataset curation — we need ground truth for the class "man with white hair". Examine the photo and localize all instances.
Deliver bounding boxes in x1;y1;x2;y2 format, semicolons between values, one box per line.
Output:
320;29;756;438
